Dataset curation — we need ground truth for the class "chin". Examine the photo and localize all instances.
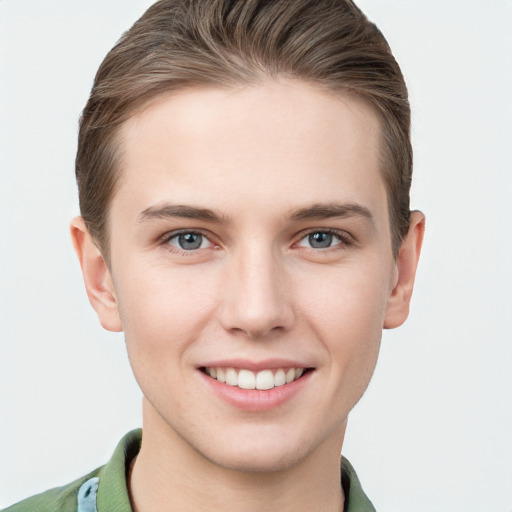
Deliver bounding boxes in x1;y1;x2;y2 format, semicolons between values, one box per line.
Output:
190;421;335;475
205;440;313;474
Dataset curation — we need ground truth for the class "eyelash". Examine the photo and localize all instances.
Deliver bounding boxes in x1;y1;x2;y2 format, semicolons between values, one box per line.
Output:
295;229;354;250
159;230;215;256
159;228;354;255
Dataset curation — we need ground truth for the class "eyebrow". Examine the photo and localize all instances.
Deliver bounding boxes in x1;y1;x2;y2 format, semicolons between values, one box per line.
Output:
137;201;373;225
137;204;229;224
288;202;374;223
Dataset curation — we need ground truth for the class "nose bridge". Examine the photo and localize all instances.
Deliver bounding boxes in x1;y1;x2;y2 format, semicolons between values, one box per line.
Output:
220;240;293;338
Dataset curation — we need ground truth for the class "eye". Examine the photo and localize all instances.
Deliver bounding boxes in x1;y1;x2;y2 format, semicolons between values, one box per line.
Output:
297;230;346;249
167;232;212;251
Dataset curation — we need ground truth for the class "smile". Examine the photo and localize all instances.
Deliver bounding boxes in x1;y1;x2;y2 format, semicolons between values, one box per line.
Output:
202;367;307;390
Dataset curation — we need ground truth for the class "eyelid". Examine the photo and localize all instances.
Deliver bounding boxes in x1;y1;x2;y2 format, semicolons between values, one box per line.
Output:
159;229;218;252
294;228;354;247
160;228;211;242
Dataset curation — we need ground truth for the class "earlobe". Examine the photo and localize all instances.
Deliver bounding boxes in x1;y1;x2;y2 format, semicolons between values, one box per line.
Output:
384;211;425;329
70;217;123;332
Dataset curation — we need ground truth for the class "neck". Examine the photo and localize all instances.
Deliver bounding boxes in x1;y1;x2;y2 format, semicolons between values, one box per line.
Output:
129;400;346;512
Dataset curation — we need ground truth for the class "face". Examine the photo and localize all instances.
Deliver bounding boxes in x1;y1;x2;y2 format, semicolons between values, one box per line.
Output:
78;80;420;473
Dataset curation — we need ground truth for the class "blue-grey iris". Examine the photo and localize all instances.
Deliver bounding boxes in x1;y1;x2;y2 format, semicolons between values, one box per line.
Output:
178;233;203;250
309;232;333;249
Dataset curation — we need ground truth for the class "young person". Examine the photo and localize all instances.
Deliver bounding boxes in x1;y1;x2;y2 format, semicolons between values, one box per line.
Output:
4;1;424;511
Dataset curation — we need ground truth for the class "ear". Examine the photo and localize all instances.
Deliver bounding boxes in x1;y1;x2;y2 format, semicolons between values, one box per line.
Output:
70;216;123;332
384;210;425;329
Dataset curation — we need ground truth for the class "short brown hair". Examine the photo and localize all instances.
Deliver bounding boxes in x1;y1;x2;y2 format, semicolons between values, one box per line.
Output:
76;0;412;260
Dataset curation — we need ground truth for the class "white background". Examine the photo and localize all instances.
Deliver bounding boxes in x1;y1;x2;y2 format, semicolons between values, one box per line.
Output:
1;1;511;511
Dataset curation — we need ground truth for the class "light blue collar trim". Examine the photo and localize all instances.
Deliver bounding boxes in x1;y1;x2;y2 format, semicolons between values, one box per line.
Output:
77;477;99;512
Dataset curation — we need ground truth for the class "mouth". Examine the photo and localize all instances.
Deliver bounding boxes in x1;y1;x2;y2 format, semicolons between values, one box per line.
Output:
200;366;313;390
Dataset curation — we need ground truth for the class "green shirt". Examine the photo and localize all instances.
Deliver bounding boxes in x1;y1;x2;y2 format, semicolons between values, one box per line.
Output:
3;429;375;512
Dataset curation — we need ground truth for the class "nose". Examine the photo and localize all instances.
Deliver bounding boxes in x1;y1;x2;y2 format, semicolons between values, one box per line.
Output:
218;244;295;339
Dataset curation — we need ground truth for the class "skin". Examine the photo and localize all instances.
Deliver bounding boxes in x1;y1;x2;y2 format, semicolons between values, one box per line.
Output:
72;79;424;512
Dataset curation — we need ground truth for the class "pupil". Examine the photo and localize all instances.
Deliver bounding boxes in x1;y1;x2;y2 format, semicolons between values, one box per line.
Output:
179;233;202;250
309;232;332;248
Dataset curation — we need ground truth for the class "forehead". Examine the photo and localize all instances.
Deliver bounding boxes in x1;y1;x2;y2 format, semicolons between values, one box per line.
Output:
113;79;387;226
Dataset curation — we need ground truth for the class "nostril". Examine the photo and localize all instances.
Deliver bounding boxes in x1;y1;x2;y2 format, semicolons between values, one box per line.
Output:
228;324;286;340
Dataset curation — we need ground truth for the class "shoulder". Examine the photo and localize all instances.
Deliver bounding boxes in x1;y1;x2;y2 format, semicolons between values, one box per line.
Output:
2;430;141;512
2;469;101;512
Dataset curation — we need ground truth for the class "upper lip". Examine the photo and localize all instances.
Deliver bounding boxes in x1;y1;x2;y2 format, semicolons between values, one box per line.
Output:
199;358;312;372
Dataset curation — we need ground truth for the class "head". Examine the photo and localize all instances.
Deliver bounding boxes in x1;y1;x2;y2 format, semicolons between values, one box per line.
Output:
71;0;424;476
76;0;412;263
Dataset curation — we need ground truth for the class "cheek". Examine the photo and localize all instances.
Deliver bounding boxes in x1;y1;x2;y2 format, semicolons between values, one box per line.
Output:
114;264;218;362
115;266;222;408
304;258;390;320
300;260;390;366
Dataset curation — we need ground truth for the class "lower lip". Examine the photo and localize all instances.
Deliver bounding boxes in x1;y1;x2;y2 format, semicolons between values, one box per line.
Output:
199;370;313;412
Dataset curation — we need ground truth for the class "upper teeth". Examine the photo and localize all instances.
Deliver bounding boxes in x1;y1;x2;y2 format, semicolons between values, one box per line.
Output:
205;367;304;390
